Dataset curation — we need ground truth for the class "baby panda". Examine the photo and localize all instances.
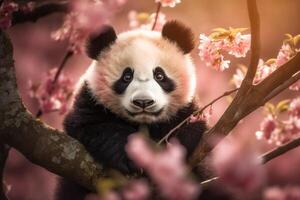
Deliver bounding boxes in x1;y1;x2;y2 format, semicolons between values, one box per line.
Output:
56;21;207;200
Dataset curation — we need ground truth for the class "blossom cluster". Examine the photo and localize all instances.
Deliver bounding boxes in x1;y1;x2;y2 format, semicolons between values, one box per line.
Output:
198;28;251;71
128;10;166;31
28;68;73;115
126;135;200;200
155;0;181;8
52;0;126;54
256;98;300;145
211;138;264;195
0;1;35;29
232;34;300;88
263;186;300;200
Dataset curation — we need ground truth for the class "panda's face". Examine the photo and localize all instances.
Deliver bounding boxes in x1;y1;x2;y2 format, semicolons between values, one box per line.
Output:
86;22;196;124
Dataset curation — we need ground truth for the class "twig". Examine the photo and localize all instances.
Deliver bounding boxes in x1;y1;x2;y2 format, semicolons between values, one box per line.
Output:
151;2;162;31
0;143;10;200
263;71;300;104
261;137;300;164
157;88;239;145
36;50;73;118
11;1;68;26
200;137;300;187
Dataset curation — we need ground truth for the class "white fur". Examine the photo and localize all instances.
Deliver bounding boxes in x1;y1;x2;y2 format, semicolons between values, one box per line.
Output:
84;29;197;124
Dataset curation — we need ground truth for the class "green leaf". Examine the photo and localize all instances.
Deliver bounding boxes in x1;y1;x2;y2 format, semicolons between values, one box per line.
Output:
264;102;275;115
293;34;300;46
212;28;229;33
276;99;290;113
265;58;277;65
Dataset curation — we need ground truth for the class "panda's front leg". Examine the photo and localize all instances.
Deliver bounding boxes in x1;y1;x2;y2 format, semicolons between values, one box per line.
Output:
69;122;139;174
173;120;207;157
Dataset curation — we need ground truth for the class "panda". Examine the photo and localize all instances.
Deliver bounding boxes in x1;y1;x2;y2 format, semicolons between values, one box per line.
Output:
56;20;207;200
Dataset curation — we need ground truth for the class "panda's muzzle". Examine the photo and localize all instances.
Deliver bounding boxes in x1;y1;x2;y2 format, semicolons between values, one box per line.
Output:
132;99;155;109
125;108;164;117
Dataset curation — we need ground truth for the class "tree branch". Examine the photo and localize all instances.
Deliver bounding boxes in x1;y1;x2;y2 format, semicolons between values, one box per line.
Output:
0;30;103;191
11;1;68;26
0;143;9;200
261;137;300;164
157;88;239;145
242;0;261;86
201;137;300;187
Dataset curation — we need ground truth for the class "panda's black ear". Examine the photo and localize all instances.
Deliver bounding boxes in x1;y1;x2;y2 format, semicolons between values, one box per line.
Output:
162;20;195;54
86;25;117;59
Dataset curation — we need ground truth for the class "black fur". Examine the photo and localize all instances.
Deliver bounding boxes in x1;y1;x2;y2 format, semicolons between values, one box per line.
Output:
86;25;117;59
162;20;195;54
56;82;206;200
153;67;176;93
113;67;134;94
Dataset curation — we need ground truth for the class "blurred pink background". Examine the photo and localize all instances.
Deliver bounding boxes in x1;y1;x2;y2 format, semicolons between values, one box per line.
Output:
4;0;300;199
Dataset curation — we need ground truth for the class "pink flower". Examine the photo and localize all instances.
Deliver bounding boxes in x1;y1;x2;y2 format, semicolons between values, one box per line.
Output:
128;10;166;31
198;34;230;71
155;0;181;8
289;80;300;91
211;138;264;195
126;135;200;200
289;98;300;118
256;115;277;140
28;68;73;115
52;0;126;54
122;179;150;200
276;43;295;66
226;33;251;58
263;186;300;200
0;0;18;29
254;59;278;84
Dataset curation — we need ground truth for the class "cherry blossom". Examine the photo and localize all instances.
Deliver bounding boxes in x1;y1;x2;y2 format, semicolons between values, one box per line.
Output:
128;10;166;31
155;0;181;8
225;33;251;58
289;80;300;91
198;34;230;71
263;186;300;200
28;68;73;115
256;98;300;145
122;179;150;200
211;138;264;195
126;135;200;200
198;28;250;71
52;0;126;54
0;0;18;29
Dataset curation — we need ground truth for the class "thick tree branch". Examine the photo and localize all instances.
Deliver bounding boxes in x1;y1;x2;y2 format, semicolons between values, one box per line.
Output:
11;1;68;26
242;0;261;86
0;31;103;191
0;143;9;200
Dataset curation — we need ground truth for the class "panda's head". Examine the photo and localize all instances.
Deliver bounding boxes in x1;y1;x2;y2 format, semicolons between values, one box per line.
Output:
85;21;196;124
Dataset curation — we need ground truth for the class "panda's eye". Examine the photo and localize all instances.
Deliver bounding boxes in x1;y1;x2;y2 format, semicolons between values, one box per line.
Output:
123;71;133;82
154;72;165;81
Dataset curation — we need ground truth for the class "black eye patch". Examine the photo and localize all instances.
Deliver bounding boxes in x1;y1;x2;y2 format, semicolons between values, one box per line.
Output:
153;67;176;93
113;67;134;94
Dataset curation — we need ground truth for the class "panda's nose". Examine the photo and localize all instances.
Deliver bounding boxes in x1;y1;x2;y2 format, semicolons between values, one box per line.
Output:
132;99;155;109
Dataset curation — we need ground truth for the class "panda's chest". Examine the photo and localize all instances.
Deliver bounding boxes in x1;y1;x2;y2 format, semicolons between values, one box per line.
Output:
138;124;150;136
